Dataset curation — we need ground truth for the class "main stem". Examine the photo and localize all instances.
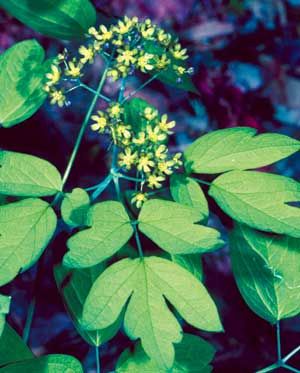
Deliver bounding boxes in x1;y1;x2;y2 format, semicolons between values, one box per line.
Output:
95;346;101;373
61;67;109;188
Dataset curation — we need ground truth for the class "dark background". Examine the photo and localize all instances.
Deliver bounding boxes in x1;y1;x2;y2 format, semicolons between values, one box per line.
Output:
1;1;300;372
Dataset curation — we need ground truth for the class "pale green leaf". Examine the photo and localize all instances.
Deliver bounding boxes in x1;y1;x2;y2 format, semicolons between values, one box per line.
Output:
0;0;96;40
0;354;83;372
0;324;33;367
209;171;300;237
138;199;223;254
61;188;90;228
171;254;203;281
54;263;122;346
170;174;209;220
116;334;215;372
0;151;62;196
0;295;10;337
63;201;134;268
0;40;49;127
184;127;300;174
0;198;57;286
230;224;300;324
82;257;222;369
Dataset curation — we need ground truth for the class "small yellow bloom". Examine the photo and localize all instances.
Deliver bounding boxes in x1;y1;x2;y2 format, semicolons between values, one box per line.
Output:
133;132;146;145
155;144;168;159
108;102;123;118
90;111;108;132
114;16;134;34
174;65;187;75
117;47;137;66
137;53;154;72
158;114;176;133
147;174;165;189
46;64;61;85
157;29;172;46
50;90;66;107
156;54;170;70
137;154;155;173
107;68;120;81
170;43;188;60
65;61;82;78
140;20;155;39
146;125;167;143
144;107;158;121
118;148;137;169
116;123;131;139
79;45;95;64
157;160;174;175
98;25;113;41
131;192;148;208
172;152;183;167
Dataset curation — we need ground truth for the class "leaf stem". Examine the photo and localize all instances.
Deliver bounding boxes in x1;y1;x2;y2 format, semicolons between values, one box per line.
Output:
91;174;113;200
133;225;144;258
22;296;36;344
276;321;282;361
283;345;300;363
61;66;109;188
191;177;211;186
95;346;101;373
283;364;300;373
121;73;161;103
256;362;279;373
80;83;111;102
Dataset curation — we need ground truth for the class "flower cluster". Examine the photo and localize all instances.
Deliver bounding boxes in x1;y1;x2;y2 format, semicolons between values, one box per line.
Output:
91;103;182;208
44;16;192;107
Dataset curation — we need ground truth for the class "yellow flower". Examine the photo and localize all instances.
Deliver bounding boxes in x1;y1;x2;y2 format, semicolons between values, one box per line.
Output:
46;64;61;85
137;53;154;72
157;29;172;46
158;114;176;133
107;68;120;81
79;45;95;64
88;27;99;37
144;107;158;121
98;25;113;41
155;54;170;70
50;90;66;107
108;102;123;118
116;123;131;139
170;43;188;60
117;47;137;66
147;174;165;189
157;160;174;175
117;64;130;77
118;148;137;169
114;16;134;34
90;111;108;132
155;144;168;159
65;61;82;78
137;154;155;173
146;125;167;143
133;132;146;145
174;65;187;75
140;20;155;39
131;192;148;208
172;152;183;167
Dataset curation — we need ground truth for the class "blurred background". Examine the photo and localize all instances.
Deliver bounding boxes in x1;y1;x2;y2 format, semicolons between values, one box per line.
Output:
1;1;300;372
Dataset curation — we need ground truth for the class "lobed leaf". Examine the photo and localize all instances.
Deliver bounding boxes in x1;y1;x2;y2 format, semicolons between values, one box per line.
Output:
209;171;300;237
0;198;57;286
0;0;96;40
0;151;62;197
0;40;50;127
82;257;222;369
230;224;300;323
138;199;223;255
63;201;134;268
184;127;300;174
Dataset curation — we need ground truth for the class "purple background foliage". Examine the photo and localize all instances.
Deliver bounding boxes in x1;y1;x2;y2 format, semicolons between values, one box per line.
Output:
1;1;300;372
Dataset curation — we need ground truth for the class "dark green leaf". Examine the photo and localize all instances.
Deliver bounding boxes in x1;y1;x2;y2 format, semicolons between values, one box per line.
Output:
61;188;90;228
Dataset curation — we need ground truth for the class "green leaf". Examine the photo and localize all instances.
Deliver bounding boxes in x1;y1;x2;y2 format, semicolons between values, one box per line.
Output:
61;188;90;228
63;201;134;268
54;263;122;346
0;151;62;197
0;0;96;40
170;174;209;220
171;254;203;281
116;334;215;372
123;98;157;134
0;354;83;372
82;257;222;369
0;40;50;127
0;324;33;367
0;295;10;337
209;171;300;237
138;199;223;255
184;127;300;174
0;198;57;286
230;224;300;323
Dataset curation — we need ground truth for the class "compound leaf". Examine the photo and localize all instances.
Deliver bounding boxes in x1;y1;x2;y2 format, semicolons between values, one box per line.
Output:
184;127;300;174
0;151;62;197
0;0;96;40
63;201;134;268
0;198;57;286
0;40;49;127
138;199;223;254
82;257;222;369
209;171;300;237
230;224;300;323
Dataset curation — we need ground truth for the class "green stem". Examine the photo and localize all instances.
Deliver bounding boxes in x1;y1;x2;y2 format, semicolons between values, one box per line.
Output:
80;83;111;102
276;321;282;361
133;225;144;258
283;364;300;373
117;173;145;183
121;73;161;103
95;346;101;373
22;297;36;344
191;177;211;186
91;174;113;200
256;362;280;373
61;67;109;188
283;346;300;363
